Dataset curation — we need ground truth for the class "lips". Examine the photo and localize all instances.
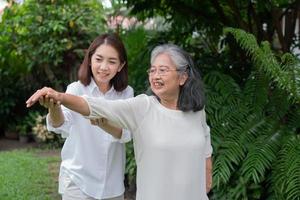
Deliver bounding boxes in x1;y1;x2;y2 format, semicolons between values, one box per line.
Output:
154;82;163;86
151;80;164;90
97;72;110;78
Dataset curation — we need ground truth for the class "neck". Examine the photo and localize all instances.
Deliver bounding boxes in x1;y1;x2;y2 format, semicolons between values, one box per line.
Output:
160;96;178;110
97;83;111;94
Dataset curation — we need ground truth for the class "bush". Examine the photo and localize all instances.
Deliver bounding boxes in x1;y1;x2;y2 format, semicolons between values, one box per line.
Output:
32;114;64;148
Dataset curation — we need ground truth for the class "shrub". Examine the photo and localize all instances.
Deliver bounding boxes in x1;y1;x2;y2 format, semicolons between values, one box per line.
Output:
32;114;64;148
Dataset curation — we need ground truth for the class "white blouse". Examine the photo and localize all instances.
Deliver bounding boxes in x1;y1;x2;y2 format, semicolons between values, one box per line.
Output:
83;94;213;200
47;79;133;199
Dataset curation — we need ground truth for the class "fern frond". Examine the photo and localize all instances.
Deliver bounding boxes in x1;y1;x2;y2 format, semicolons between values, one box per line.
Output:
273;136;300;200
213;138;247;188
241;131;281;184
284;105;300;129
224;27;300;103
204;71;242;104
243;71;269;114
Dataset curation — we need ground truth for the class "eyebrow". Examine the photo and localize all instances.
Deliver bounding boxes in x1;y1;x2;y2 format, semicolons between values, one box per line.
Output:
95;54;118;61
150;65;170;68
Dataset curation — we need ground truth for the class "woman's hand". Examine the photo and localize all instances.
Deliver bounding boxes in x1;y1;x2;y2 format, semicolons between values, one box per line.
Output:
26;87;62;108
90;118;122;139
90;118;108;128
39;96;61;109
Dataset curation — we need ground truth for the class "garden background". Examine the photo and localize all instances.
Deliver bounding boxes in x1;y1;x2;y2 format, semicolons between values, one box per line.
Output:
0;0;300;199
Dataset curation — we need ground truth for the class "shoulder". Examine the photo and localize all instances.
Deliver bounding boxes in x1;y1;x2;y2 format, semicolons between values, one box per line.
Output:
132;94;154;105
117;85;134;98
196;107;207;121
67;81;82;89
124;85;134;94
66;81;88;95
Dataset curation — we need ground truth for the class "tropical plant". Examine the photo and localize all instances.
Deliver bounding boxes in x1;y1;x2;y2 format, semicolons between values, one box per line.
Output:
206;28;300;200
126;0;300;53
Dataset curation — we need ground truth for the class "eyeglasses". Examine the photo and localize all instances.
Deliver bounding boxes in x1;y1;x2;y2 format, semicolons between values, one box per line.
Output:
147;67;181;76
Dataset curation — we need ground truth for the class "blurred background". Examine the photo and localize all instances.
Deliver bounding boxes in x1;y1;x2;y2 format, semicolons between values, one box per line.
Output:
0;0;300;199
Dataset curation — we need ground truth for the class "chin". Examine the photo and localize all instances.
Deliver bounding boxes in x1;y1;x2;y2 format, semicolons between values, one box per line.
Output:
96;78;110;84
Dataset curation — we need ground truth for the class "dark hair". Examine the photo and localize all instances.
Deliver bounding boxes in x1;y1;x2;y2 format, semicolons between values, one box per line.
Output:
78;33;128;91
150;44;205;112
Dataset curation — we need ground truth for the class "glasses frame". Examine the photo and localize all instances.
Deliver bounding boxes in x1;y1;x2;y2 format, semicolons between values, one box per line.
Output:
146;67;182;76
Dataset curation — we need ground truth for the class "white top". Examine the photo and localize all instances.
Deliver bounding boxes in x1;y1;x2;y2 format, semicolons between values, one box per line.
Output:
46;79;133;199
84;94;213;200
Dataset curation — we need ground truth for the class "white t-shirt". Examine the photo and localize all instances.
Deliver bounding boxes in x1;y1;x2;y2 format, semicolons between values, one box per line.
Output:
47;79;133;199
84;94;213;200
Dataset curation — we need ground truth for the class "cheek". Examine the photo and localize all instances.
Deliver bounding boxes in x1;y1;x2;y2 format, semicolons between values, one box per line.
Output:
167;77;181;90
91;60;97;69
91;64;97;74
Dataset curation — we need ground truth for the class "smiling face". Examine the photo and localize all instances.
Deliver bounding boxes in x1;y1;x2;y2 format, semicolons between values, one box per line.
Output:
91;44;124;89
149;53;187;105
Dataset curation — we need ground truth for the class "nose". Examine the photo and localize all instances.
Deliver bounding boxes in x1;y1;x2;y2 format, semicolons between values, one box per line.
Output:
152;71;162;78
99;61;109;70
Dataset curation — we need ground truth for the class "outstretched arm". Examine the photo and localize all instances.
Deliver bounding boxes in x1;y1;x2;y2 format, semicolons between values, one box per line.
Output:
26;87;90;116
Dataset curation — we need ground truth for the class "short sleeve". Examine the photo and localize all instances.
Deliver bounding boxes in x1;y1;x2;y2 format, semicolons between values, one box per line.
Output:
201;109;213;158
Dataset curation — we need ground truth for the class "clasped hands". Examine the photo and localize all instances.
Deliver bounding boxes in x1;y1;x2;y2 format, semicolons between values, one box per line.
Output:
26;87;62;108
26;87;108;128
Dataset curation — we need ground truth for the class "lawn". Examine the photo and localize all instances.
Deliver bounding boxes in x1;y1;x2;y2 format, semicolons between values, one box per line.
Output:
0;149;61;200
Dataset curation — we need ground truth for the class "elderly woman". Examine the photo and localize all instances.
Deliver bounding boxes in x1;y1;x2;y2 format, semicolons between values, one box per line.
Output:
26;44;213;200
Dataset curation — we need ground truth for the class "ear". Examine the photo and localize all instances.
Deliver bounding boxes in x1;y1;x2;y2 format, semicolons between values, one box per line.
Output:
118;62;126;72
179;72;188;86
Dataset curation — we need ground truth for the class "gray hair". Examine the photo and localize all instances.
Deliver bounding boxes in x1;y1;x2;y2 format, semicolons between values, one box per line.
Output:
151;44;188;73
150;44;205;112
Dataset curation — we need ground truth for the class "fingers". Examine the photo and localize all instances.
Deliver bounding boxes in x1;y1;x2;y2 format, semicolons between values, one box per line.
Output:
26;88;47;107
26;87;59;108
101;118;108;124
38;96;60;109
90;118;107;127
90;119;97;125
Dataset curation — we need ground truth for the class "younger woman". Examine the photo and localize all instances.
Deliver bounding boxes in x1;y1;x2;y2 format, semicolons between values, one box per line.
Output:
39;33;133;200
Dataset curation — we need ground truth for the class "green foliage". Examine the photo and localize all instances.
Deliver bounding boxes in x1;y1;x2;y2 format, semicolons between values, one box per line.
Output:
207;28;300;200
0;150;60;199
125;141;136;184
225;28;300;103
121;27;154;94
16;111;39;136
126;0;299;53
273;136;300;200
1;0;105;84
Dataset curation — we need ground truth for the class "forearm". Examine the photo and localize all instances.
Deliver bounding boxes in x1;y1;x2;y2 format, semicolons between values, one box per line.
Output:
26;87;90;117
206;157;212;193
60;93;90;116
91;118;122;139
48;106;64;128
100;123;122;139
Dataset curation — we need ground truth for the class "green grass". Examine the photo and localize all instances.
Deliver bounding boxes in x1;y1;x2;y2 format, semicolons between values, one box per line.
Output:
0;149;60;200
